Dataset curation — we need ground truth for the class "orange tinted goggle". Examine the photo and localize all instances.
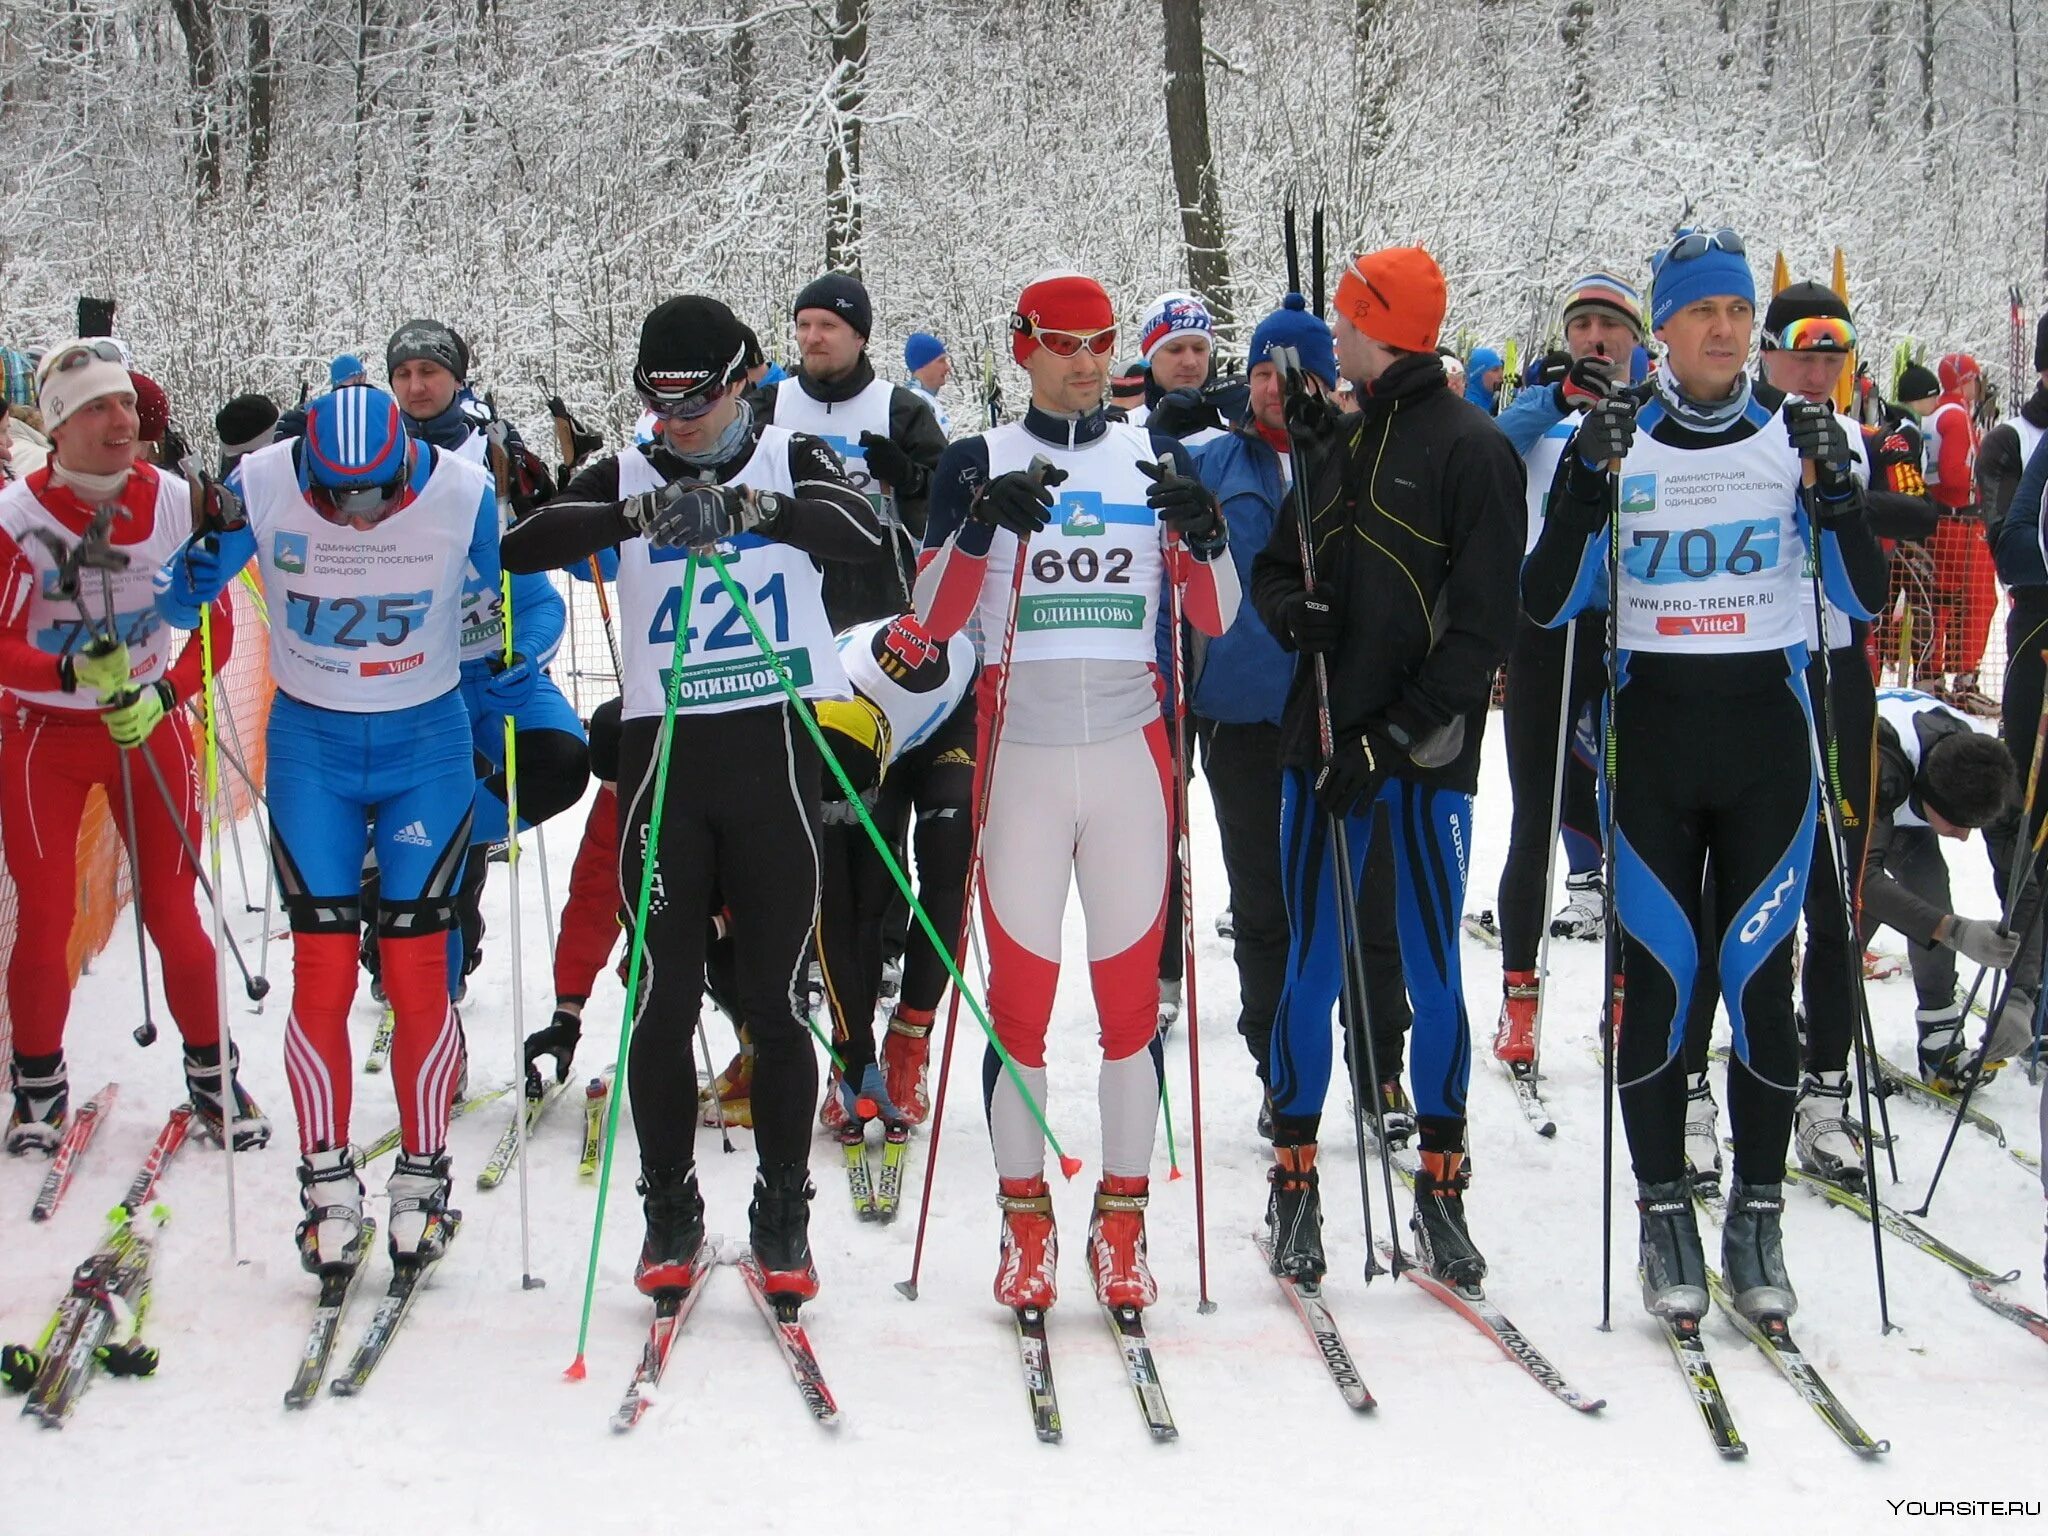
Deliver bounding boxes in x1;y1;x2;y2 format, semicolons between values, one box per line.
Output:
1767;315;1856;353
1018;321;1116;358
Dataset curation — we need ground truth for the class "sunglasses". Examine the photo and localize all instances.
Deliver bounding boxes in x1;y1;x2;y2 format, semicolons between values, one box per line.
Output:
1027;324;1117;358
1767;315;1856;353
1663;227;1746;264
37;338;126;389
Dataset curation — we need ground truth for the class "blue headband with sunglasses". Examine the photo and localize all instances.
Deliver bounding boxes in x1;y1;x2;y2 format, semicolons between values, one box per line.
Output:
1650;226;1756;329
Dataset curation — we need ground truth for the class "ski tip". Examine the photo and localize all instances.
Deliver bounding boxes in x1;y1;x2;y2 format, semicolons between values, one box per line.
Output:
562;1355;588;1382
1057;1155;1083;1181
893;1280;919;1302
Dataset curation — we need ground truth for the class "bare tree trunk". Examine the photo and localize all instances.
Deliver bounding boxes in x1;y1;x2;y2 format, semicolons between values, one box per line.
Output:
730;0;754;146
1560;0;1593;121
166;0;223;202
1918;0;1934;134
1160;0;1232;332
1715;0;1735;72
246;0;274;193
822;0;867;275
1761;0;1782;81
1345;0;1391;228
353;0;372;202
2008;0;2022;159
1867;0;1889;133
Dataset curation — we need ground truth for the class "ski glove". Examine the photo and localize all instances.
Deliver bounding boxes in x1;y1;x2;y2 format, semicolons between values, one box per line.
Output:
102;680;170;749
479;651;538;714
1314;721;1400;820
1983;985;2038;1064
1533;349;1571;390
1147;387;1224;439
1942;914;2020;969
524;1013;582;1097
1277;590;1342;654
856;431;917;494
969;464;1067;537
1138;459;1224;546
1784;400;1857;507
1570;396;1637;473
161;540;226;611
1282;382;1339;444
189;471;245;534
1561;354;1620;409
69;640;132;698
628;482;784;551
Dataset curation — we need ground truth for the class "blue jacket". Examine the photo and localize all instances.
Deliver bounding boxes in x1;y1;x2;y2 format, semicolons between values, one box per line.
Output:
1185;429;1294;725
1464;346;1505;415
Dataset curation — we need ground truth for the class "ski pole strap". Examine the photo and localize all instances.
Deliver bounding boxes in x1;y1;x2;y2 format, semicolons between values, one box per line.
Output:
700;548;1076;1174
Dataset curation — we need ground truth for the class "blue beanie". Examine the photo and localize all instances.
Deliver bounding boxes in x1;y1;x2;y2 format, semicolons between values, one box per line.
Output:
904;332;946;371
1650;231;1755;329
1248;294;1337;387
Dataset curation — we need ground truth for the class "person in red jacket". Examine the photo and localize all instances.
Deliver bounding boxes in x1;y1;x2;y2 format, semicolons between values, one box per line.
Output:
1924;352;1996;714
0;340;261;1151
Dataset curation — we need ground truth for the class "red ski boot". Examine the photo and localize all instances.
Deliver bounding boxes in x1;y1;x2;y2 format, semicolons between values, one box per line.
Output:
881;1008;934;1126
994;1175;1058;1309
1493;969;1538;1064
1087;1174;1158;1309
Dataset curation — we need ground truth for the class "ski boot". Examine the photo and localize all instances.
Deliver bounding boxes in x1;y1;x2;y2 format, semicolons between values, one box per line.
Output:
995;1175;1058;1309
1637;1178;1709;1319
1265;1143;1325;1283
1793;1070;1864;1187
1722;1180;1797;1324
295;1146;367;1276
1549;871;1606;939
183;1041;272;1150
1917;1003;1983;1093
1493;969;1538;1064
700;1043;755;1129
1087;1174;1158;1309
1410;1149;1486;1290
1683;1072;1722;1192
1946;671;2001;718
386;1151;455;1263
1374;1077;1417;1148
880;1008;934;1126
634;1164;706;1296
749;1162;819;1304
1215;906;1235;940
1157;977;1182;1035
4;1052;66;1155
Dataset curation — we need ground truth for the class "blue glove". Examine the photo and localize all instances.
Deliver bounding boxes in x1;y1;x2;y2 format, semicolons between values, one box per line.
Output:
480;652;538;713
164;541;225;609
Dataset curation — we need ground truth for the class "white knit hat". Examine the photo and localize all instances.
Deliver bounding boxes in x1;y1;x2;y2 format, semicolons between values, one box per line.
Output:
35;339;135;434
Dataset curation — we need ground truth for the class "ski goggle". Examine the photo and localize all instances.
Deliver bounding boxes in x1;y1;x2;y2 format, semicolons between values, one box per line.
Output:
1765;314;1856;353
1661;227;1746;265
1022;323;1117;358
637;385;727;422
307;477;407;527
39;338;126;378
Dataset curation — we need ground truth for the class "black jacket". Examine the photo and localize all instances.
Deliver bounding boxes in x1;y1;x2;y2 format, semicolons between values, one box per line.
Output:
1979;383;2048;539
1863;704;1983;944
1249;351;1523;792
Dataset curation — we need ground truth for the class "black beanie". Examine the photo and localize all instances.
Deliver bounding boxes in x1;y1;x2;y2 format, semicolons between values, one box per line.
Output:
1762;281;1851;346
386;319;469;383
792;273;872;340
2034;313;2048;374
634;296;751;399
1897;362;1941;404
214;392;280;457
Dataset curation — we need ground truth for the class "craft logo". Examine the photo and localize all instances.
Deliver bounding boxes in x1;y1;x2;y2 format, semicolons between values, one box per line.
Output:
274;532;309;575
1655;613;1745;636
1620;475;1657;515
361;652;424;677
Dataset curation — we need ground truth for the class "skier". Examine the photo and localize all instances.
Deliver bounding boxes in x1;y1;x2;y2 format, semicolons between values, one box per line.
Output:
1755;282;1940;1182
1522;226;1885;1324
1978;315;2048;544
903;332;954;438
1186;291;1411;1137
1923;353;1996;713
767;273;948;626
1463;344;1505;415
1250;246;1522;1286
1134;290;1239;446
812;611;976;1133
1857;689;2023;1094
156;381;498;1270
1;339;260;1151
916;268;1239;1311
1489;272;1645;1065
382;318;590;997
500;295;882;1304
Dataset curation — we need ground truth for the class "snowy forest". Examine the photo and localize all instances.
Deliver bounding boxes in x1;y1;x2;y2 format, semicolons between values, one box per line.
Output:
0;0;2042;444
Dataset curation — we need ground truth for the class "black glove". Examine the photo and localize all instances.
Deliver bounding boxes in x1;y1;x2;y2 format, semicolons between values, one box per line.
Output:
1137;459;1223;545
1146;387;1223;439
1561;354;1619;409
969;464;1066;536
857;430;916;490
1533;349;1571;389
1314;722;1400;819
524;1012;582;1097
1571;394;1636;470
1282;380;1339;443
1278;589;1341;653
1785;400;1857;509
186;466;245;533
630;482;783;550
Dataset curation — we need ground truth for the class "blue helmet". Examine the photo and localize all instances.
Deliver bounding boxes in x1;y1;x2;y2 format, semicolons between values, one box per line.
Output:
299;384;411;521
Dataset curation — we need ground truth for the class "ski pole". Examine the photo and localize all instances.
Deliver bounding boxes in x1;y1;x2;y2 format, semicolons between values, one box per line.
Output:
79;570;159;1050
1529;616;1580;1076
1598;446;1623;1331
566;553;700;1380
200;590;240;1258
214;684;277;1005
1156;468;1212;1310
127;743;269;1001
535;822;557;967
501;572;541;1292
697;547;1072;1169
1272;347;1400;1283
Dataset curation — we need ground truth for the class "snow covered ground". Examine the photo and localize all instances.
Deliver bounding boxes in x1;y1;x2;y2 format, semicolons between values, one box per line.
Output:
7;722;2045;1534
